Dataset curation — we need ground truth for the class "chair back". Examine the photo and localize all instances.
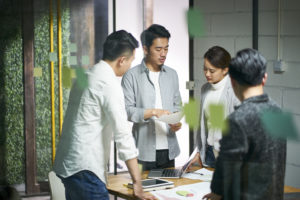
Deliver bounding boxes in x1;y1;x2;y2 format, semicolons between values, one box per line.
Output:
48;171;66;200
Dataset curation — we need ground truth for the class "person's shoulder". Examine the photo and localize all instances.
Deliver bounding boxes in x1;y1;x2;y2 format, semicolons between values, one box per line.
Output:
125;64;143;76
163;65;177;74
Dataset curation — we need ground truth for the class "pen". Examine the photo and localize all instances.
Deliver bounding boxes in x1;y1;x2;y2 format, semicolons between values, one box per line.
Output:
189;172;204;175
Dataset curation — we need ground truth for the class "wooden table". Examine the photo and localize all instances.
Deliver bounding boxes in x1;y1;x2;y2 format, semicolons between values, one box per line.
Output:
107;168;300;200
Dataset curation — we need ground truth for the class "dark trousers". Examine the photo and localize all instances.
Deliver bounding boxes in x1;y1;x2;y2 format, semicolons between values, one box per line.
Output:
205;145;216;168
138;149;175;171
59;170;109;200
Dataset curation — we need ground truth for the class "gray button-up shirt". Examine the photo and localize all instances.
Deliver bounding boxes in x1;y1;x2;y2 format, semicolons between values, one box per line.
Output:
121;60;182;162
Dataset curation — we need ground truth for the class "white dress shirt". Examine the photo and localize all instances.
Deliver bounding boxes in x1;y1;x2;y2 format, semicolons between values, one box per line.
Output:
53;60;138;184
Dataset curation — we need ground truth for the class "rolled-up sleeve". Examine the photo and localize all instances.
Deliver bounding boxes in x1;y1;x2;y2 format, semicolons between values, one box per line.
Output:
121;72;146;123
102;83;138;161
173;72;182;112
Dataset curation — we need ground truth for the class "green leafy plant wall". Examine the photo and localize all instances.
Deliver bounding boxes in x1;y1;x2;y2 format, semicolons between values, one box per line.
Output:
0;0;70;184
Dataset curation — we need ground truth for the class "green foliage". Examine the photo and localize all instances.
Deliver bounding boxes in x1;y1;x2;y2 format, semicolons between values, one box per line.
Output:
0;1;70;184
2;31;25;184
34;5;70;182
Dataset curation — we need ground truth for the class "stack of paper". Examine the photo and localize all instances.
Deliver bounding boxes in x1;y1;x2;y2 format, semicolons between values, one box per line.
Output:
151;182;211;200
182;168;213;181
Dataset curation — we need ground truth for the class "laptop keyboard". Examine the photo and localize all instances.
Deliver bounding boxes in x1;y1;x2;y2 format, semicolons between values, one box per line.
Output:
161;169;181;177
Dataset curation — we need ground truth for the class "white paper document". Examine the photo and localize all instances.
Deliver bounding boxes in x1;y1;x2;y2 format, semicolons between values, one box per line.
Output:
182;168;213;181
151;182;211;200
156;111;184;124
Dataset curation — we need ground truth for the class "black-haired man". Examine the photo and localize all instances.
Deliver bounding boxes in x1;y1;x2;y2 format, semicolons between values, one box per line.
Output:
54;30;154;200
122;24;182;170
204;48;286;200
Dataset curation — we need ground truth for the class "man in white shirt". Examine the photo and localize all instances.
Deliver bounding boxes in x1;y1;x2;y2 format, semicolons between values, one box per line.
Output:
54;30;153;200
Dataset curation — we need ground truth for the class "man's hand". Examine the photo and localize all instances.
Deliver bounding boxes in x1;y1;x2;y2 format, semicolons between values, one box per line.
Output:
169;122;182;132
152;109;170;118
187;152;203;170
133;182;157;200
203;192;222;200
144;109;170;119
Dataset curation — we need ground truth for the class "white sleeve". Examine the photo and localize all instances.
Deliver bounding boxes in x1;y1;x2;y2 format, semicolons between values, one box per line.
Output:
102;82;138;161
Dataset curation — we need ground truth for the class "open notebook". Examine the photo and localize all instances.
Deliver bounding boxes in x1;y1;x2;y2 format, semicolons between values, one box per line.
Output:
148;148;198;179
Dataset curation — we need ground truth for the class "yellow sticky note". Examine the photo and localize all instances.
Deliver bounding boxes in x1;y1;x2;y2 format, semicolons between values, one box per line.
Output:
62;67;72;88
183;98;200;129
34;67;42;77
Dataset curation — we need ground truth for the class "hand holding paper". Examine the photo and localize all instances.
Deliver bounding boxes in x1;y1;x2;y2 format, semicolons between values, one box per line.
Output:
156;111;184;125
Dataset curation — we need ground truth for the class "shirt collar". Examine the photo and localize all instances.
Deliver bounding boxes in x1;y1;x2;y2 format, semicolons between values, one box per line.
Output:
235;93;269;110
100;60;116;77
141;59;166;73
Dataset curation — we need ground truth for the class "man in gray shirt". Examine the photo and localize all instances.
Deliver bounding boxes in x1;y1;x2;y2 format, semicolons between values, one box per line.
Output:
121;24;182;170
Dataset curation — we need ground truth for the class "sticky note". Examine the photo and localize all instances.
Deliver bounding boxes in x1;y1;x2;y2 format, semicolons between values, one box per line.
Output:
260;110;299;140
176;190;194;197
70;68;76;78
70;43;77;53
208;103;228;133
138;164;143;174
75;68;88;89
82;55;90;66
49;52;57;62
70;56;77;66
33;67;42;77
183;98;200;129
186;8;205;38
62;67;72;88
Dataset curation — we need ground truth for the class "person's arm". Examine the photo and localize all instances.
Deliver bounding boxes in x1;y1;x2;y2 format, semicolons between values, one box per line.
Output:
187;151;203;169
126;158;156;200
169;122;182;132
144;109;170;119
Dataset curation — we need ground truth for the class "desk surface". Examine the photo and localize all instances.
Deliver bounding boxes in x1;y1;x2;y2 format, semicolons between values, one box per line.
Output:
107;168;300;200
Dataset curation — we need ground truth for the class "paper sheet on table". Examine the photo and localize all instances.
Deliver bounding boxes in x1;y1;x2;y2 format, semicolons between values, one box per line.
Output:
151;182;211;200
182;168;213;181
156;111;184;124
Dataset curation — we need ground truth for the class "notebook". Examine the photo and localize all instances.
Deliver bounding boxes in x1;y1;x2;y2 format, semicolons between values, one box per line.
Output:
147;148;197;179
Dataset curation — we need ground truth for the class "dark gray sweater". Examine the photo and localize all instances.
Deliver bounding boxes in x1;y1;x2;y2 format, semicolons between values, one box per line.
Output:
211;94;287;200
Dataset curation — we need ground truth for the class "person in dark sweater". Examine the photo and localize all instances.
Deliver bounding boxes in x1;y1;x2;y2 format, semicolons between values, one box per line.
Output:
204;48;286;200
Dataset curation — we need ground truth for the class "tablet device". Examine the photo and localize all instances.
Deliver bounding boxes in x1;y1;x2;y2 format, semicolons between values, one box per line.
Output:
127;179;174;191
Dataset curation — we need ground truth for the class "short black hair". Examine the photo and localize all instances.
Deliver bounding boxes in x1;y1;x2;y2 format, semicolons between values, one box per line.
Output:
140;24;170;48
102;30;139;61
204;46;231;69
229;48;267;86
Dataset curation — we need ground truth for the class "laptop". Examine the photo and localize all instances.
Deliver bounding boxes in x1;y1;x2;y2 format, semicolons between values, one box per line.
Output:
147;148;197;179
148;160;191;178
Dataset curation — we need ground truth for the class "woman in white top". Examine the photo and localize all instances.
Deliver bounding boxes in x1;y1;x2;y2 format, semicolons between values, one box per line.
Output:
190;46;240;168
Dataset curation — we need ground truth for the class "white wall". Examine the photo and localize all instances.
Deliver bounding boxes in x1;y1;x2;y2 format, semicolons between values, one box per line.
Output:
194;0;300;188
109;0;190;169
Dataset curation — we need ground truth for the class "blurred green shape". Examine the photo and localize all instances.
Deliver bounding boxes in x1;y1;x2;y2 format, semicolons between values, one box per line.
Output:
186;8;205;38
208;103;228;134
75;67;88;89
70;56;77;65
49;52;57;62
62;67;72;88
82;55;90;65
260;110;299;140
70;43;77;53
33;67;42;77
183;98;200;129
